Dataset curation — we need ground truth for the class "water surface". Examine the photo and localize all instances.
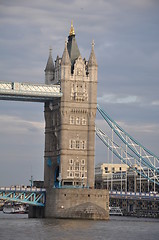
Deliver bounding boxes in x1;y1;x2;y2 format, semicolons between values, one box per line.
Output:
0;212;159;240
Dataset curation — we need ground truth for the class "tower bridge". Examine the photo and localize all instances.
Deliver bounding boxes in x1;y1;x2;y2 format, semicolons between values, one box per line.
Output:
0;22;159;219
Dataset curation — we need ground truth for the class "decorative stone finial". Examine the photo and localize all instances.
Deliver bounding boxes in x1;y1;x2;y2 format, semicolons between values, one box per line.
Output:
65;38;68;46
88;39;97;67
92;40;95;49
61;38;71;66
49;46;52;54
45;47;54;72
69;20;75;36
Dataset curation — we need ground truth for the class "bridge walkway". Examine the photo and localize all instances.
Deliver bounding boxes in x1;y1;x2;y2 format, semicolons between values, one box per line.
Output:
0;81;62;102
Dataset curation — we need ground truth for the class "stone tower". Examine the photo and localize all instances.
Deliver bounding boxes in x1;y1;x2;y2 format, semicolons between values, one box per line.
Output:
44;22;98;189
29;23;109;219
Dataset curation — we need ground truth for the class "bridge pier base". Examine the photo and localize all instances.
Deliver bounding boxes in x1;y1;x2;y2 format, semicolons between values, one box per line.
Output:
28;206;45;218
44;188;109;220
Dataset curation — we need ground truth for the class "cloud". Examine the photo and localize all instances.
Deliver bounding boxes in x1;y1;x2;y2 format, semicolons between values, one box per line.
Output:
119;121;159;135
116;0;155;8
96;117;159;136
0;114;44;134
98;94;139;104
152;101;159;106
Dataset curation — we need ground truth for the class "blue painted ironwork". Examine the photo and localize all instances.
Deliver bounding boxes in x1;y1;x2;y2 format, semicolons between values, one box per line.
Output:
57;155;60;164
96;126;159;185
0;187;46;207
97;104;159;172
96;104;159;187
47;158;52;167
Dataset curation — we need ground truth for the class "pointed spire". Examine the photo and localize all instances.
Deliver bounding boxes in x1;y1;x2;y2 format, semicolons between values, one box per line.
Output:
69;20;75;36
88;40;97;67
67;22;80;72
45;47;54;72
61;38;71;66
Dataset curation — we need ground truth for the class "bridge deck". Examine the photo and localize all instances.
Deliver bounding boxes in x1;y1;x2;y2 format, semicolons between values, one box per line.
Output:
0;81;62;102
1;186;159;206
110;190;159;201
0;187;46;206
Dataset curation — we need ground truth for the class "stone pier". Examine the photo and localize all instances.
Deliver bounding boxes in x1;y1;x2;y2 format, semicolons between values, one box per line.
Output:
44;188;109;220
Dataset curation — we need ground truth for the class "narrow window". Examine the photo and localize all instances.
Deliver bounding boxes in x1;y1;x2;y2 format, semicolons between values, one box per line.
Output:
82;141;85;149
70;140;74;149
70;116;74;124
76;117;80;125
81;159;85;165
75;162;80;171
76;140;80;149
82;117;86;125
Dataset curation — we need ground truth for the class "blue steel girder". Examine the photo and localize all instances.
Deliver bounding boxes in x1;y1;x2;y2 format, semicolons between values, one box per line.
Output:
0;188;46;207
96;104;159;189
97;104;159;174
96;126;159;186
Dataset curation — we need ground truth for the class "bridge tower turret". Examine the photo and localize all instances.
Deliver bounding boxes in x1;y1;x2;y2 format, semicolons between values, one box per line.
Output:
45;48;54;84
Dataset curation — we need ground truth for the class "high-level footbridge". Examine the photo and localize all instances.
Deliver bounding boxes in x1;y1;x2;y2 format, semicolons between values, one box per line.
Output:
0;81;62;102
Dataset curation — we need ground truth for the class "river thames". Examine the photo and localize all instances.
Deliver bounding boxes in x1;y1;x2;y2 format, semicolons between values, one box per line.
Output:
0;212;159;240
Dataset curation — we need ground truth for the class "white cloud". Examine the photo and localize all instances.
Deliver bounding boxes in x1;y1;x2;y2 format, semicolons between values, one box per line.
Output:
118;121;159;134
0;114;44;134
97;94;139;104
96;117;159;135
152;101;159;106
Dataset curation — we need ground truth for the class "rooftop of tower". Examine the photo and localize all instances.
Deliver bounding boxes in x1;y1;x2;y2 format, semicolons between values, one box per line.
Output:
69;21;75;36
67;21;80;72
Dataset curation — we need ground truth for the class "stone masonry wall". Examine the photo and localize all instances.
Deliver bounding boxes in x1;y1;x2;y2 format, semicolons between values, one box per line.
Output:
44;188;109;220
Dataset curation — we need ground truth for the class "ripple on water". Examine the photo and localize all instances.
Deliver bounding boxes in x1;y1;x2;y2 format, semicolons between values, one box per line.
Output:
0;212;159;240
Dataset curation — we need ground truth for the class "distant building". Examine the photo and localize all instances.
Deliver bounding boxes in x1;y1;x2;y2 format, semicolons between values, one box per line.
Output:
95;163;129;191
95;163;159;193
95;163;159;216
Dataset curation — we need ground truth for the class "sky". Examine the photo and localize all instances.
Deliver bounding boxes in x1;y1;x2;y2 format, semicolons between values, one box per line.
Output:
0;0;159;186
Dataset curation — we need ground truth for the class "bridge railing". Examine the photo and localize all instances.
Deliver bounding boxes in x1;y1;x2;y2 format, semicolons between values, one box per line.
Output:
109;190;159;201
0;186;46;192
